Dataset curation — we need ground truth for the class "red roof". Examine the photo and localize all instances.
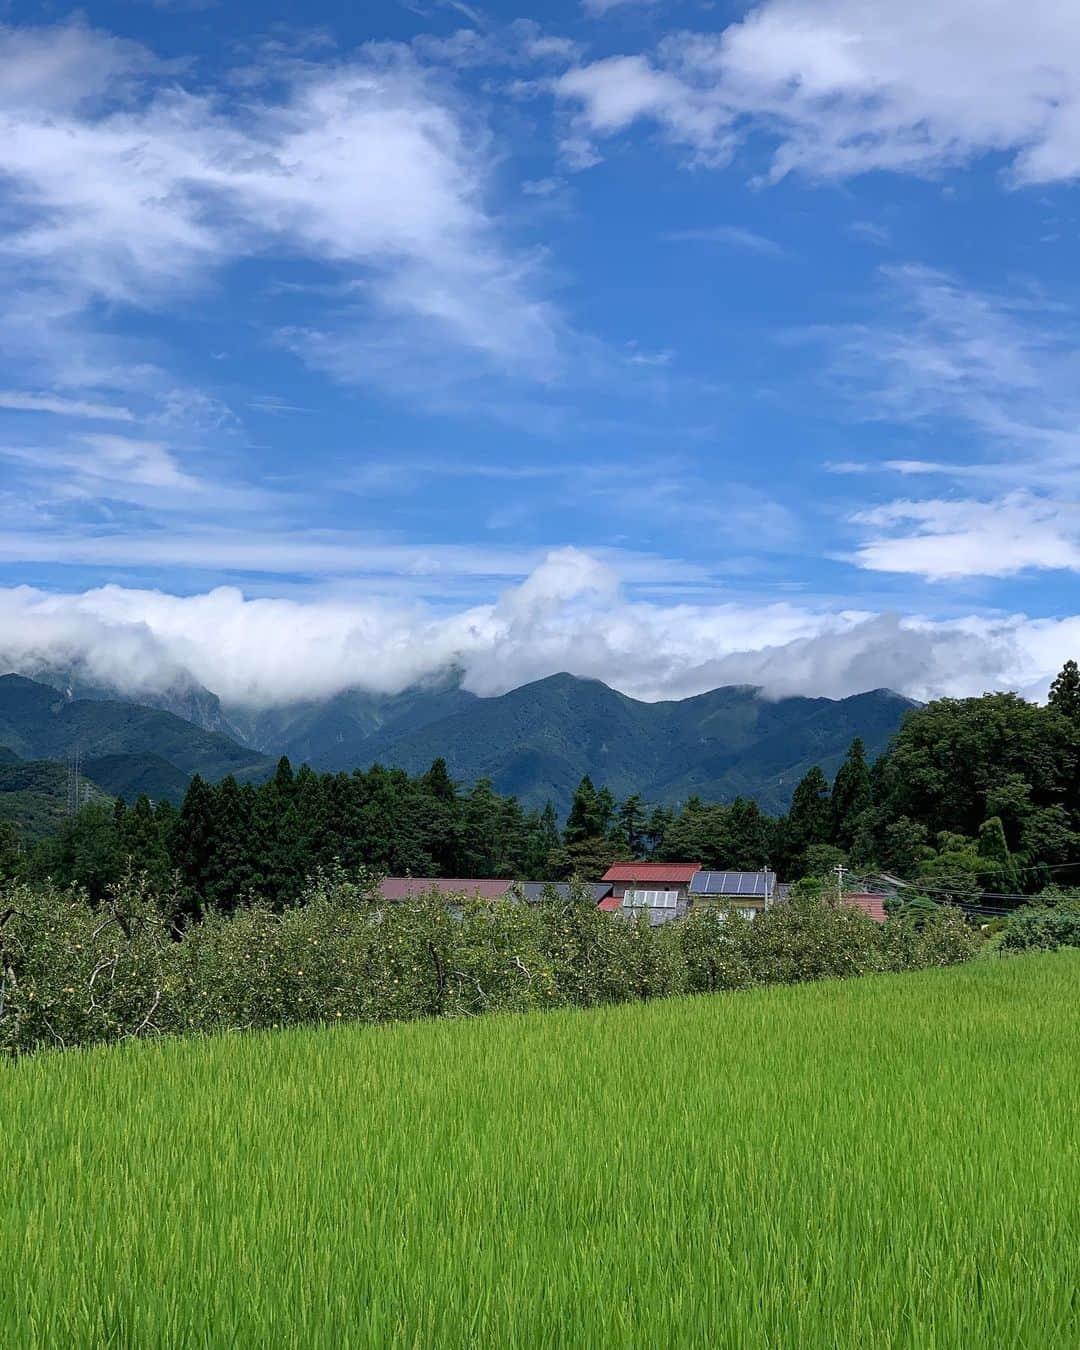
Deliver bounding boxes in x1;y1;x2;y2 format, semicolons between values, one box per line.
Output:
844;893;887;923
379;878;514;901
597;895;622;911
602;862;701;884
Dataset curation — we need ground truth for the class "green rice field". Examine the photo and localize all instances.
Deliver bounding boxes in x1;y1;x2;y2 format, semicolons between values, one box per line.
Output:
3;952;1079;1348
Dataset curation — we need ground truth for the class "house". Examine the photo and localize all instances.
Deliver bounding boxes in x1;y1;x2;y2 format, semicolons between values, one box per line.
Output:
600;862;702;924
516;882;614;905
842;892;888;923
378;877;516;903
376;878;614;907
687;870;777;920
376;868;885;926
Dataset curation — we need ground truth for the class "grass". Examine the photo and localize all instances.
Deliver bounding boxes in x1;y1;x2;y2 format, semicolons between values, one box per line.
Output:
2;953;1078;1349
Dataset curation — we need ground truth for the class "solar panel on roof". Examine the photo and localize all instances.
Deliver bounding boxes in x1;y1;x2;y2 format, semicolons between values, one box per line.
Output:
690;871;775;896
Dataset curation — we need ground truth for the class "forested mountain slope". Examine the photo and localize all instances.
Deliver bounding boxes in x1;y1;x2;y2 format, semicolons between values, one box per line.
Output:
0;676;272;797
0;671;913;816
348;674;914;815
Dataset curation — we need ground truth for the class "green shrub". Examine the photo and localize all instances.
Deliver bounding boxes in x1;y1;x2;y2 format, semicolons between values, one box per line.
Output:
1000;904;1080;954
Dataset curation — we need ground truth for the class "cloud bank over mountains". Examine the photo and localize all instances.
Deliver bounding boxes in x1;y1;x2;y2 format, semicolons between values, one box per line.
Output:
1;550;1074;711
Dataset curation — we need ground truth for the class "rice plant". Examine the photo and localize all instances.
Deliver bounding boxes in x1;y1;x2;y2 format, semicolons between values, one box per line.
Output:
2;952;1078;1348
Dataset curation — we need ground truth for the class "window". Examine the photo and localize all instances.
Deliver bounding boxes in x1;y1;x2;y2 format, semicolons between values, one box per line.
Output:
623;889;680;909
699;902;758;921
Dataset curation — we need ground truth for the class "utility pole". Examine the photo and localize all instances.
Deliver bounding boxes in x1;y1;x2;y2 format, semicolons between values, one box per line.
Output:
834;863;847;904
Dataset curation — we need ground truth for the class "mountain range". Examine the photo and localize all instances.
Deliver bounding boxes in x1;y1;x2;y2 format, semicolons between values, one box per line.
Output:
0;670;916;822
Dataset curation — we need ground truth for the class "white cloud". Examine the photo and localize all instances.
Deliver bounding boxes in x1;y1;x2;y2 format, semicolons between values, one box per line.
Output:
849;220;891;246
582;0;663;16
521;177;563;197
664;225;785;256
555;54;734;165
0;530;546;580
827;271;1080;581
0;19;153;115
76;435;203;492
0;428;268;513
1;550;1077;709
556;0;1080;183
806;266;1080;499
412;19;582;69
0;21;562;380
851;492;1080;580
0;390;134;420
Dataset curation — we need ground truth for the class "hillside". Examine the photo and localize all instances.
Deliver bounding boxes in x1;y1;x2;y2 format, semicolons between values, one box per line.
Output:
231;671;478;766
81;753;193;804
0;758;111;841
13;665;236;736
347;674;915;814
0;670;914;818
0;675;274;797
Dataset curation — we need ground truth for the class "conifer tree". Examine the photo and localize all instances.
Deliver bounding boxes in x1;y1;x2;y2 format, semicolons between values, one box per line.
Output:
616;794;648;858
458;778;503;876
209;775;258;910
789;766;831;847
1048;659;1080;725
977;815;1020;892
724;797;774;870
118;793;172;891
421;757;457;804
830;738;873;849
645;804;674;855
531;801;562;879
272;756;295;796
564;776;601;846
782;765;832;875
173;774;219;913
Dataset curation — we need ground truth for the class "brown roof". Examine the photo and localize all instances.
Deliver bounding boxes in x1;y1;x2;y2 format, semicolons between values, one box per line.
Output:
602;862;701;884
845;893;887;923
378;878;515;902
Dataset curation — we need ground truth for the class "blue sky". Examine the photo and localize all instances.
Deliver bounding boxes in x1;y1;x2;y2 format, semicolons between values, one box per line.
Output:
0;0;1078;708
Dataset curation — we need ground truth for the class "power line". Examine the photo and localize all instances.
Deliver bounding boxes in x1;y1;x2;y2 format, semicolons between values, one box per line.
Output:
875;858;1080;885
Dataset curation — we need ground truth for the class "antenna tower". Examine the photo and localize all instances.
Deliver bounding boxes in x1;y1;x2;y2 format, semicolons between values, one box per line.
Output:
67;748;83;815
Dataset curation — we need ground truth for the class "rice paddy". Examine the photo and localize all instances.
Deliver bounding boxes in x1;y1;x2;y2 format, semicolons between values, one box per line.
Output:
2;952;1078;1348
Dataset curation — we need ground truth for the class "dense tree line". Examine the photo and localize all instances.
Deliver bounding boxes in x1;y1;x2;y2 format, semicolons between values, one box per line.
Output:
7;758;562;912
527;660;1080;899
4;661;1078;907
